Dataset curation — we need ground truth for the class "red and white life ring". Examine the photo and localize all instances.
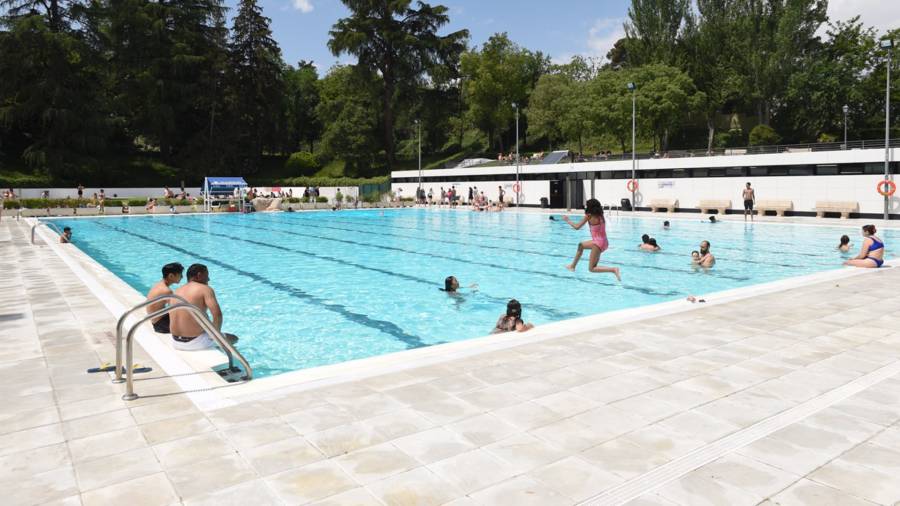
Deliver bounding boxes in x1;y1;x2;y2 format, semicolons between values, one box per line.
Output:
877;180;896;197
626;179;639;193
513;183;521;193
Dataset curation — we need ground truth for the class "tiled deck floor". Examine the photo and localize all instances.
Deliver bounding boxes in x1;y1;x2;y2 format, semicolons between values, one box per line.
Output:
2;216;900;506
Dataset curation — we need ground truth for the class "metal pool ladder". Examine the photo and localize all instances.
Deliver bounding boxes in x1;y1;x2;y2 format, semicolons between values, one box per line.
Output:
31;221;65;244
114;295;253;400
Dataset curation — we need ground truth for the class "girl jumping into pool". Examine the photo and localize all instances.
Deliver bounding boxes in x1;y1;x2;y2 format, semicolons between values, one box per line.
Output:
563;199;621;281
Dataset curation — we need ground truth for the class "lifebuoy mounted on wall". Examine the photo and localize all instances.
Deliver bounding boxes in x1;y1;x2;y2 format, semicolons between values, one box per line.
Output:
877;180;896;197
626;179;639;193
513;183;521;193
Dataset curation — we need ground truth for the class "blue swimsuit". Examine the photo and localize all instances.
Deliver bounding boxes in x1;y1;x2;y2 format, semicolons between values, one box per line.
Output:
866;237;885;267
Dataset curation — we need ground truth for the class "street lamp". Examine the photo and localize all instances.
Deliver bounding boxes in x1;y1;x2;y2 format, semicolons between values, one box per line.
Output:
882;38;894;221
415;119;422;203
512;102;520;207
842;104;849;148
627;82;637;211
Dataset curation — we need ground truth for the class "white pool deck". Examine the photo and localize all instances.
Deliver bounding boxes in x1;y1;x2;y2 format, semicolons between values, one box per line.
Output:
3;210;900;506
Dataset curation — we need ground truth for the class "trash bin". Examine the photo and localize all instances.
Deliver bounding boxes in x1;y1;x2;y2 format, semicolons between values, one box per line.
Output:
540;197;549;208
620;198;632;211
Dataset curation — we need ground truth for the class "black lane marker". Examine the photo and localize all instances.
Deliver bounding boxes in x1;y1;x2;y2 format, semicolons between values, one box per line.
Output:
326;212;831;265
152;217;580;321
253;214;755;282
94;221;430;350
200;216;683;298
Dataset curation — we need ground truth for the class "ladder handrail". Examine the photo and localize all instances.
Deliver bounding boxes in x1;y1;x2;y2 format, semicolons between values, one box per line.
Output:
113;294;191;383
120;302;253;400
31;221;65;244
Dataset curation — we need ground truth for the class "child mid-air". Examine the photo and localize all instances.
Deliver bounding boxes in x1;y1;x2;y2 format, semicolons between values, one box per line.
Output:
562;199;621;281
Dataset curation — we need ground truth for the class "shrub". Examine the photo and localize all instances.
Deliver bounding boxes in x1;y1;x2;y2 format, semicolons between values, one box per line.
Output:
284;151;320;174
276;175;390;187
344;194;354;203
817;132;838;143
316;196;329;203
3;200;20;209
749;124;781;146
128;198;147;206
286;197;302;203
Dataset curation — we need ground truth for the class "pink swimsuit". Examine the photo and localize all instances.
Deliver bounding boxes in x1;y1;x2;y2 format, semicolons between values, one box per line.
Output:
590;218;608;252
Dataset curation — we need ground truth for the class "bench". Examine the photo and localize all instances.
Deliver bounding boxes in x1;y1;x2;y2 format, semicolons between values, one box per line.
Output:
815;201;858;219
649;198;678;213
756;200;793;217
697;199;731;215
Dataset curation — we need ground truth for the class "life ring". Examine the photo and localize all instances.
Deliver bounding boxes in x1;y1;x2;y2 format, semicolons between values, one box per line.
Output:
513;183;521;193
877;180;896;197
626;179;639;193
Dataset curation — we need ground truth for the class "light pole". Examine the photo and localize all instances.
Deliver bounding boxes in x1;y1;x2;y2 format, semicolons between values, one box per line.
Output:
842;104;849;148
882;38;894;221
627;82;636;211
415;119;422;203
512;102;520;207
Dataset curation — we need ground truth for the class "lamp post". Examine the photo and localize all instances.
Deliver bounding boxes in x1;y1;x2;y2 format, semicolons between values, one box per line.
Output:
415;119;422;203
842;104;849;148
627;82;637;211
882;38;894;221
512;102;520;207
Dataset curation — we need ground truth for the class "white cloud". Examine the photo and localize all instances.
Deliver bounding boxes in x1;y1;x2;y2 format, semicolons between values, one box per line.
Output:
827;0;900;34
587;17;626;61
292;0;313;13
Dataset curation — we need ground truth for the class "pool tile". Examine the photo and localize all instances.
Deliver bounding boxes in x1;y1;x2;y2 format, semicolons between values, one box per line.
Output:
74;447;161;491
308;487;384;506
0;423;65;456
0;443;70;482
306;420;388;458
7;466;78;506
808;458;900;504
80;472;177;506
365;467;462;506
769;478;876;506
334;442;419;484
391;427;476;465
243;435;325;475
364;408;435;441
468;475;571;506
483;433;567;474
265;459;357;504
183;479;281;506
528;456;624;501
221;417;298;451
166;453;257;499
152;431;234;469
68;426;147;462
138;412;215;445
445;412;520;446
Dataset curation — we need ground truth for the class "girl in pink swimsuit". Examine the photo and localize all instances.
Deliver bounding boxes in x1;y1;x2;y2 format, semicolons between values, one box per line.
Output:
562;199;621;280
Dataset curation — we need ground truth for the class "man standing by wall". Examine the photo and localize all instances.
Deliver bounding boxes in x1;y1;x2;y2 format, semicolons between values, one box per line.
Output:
742;182;756;222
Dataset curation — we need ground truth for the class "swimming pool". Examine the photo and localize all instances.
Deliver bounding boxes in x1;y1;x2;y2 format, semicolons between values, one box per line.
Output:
49;210;895;376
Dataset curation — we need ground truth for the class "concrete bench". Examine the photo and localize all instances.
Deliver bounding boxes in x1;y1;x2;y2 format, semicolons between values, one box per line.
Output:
756;200;793;217
815;201;858;219
649;198;678;213
697;199;731;215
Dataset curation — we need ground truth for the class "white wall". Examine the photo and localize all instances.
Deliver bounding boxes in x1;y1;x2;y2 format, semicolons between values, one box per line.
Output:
585;174;897;215
392;180;549;206
12;187;202;199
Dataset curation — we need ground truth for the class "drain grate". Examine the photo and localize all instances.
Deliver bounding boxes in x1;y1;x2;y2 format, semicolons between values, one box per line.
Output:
578;359;900;505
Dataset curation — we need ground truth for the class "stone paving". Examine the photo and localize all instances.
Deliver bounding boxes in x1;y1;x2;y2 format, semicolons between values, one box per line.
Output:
2;216;900;505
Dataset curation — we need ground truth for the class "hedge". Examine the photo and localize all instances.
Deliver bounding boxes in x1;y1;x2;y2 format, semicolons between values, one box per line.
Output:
1;197;203;209
276;176;390;187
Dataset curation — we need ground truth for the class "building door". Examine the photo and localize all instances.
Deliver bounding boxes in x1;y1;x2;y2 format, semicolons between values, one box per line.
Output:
549;180;564;208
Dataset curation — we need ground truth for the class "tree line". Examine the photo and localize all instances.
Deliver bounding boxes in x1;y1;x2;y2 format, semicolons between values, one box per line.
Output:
0;0;897;185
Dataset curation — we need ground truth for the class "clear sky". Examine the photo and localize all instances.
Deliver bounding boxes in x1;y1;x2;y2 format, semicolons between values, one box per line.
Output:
224;0;900;74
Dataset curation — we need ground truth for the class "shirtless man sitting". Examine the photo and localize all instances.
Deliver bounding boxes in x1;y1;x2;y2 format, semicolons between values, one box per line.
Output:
145;262;183;333
170;264;238;351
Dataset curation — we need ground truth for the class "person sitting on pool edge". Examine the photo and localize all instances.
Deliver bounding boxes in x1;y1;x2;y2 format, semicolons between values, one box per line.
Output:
146;262;184;334
698;240;715;267
844;224;885;268
59;227;72;243
492;299;534;334
837;235;851;252
170;263;238;351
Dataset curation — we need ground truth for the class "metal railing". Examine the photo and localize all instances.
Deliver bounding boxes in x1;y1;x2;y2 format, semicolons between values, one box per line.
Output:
31;221;65;244
475;137;900;168
115;295;252;400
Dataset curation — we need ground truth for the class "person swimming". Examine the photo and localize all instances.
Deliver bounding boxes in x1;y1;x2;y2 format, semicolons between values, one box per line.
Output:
663;221;670;229
691;250;700;264
708;216;718;223
562;199;621;280
441;276;478;293
837;235;851;252
844;224;885;268
491;299;534;334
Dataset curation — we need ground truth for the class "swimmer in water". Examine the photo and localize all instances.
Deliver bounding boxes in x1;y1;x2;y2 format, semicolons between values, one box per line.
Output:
837;235;851;252
441;276;479;293
562;199;621;281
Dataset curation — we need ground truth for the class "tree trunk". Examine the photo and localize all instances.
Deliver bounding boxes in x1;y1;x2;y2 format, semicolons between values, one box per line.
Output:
48;0;60;32
382;79;395;170
707;117;715;152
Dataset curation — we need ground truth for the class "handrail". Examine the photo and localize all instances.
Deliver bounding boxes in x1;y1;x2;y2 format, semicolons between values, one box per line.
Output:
113;294;190;383
120;302;252;400
31;221;65;244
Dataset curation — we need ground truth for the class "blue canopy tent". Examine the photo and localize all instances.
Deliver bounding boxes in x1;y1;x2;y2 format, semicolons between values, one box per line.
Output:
203;177;248;212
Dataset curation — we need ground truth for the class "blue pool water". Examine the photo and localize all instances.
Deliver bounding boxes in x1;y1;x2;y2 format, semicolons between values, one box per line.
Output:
50;210;895;376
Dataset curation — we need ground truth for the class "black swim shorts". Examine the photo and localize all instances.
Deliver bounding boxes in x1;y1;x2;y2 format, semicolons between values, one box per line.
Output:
152;313;171;334
743;199;753;210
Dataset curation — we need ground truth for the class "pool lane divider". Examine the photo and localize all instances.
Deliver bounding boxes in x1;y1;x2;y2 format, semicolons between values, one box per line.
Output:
197;215;683;298
92;221;431;350
252;214;755;282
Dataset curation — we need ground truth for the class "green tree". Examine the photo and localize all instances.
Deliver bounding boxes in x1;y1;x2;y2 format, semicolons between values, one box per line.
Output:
527;73;572;150
328;0;468;169
460;33;549;152
624;0;692;66
283;61;322;153
316;66;380;176
631;64;704;150
227;0;285;172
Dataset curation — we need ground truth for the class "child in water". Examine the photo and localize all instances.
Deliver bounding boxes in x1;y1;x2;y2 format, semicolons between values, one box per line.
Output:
492;299;534;334
562;199;621;281
691;250;701;264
